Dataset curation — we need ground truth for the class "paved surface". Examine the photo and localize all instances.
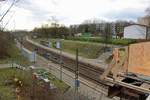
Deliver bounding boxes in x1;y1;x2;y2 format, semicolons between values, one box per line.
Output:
0;64;11;68
0;63;19;68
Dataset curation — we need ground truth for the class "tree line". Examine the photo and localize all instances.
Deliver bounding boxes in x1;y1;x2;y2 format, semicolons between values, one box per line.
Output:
0;31;14;59
32;25;70;38
31;6;150;39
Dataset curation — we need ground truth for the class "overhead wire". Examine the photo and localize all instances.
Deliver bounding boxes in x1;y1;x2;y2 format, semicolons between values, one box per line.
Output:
0;0;21;30
0;0;15;22
2;11;15;30
0;0;20;23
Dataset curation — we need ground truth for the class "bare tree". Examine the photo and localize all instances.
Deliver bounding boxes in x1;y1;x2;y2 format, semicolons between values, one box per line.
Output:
0;32;11;59
146;7;150;16
145;6;150;26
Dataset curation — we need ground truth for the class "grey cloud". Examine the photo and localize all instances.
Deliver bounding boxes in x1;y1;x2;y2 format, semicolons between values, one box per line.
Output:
13;0;55;22
103;8;145;21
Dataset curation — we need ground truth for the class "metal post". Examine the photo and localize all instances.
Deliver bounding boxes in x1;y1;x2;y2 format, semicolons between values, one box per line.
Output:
30;66;35;100
20;37;23;68
60;40;63;81
34;50;36;64
75;48;79;100
11;58;14;68
34;48;37;64
75;48;79;86
32;76;35;100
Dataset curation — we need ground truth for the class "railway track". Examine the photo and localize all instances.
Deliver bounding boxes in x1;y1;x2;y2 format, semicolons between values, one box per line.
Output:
22;39;150;100
22;39;109;86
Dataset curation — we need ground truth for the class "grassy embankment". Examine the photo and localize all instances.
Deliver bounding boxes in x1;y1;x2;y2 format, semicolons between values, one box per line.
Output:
0;68;69;100
34;38;106;59
0;43;31;67
65;37;136;45
0;68;32;100
35;68;70;92
33;37;135;59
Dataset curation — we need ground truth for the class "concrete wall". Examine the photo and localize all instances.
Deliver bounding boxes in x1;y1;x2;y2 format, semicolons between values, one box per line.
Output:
124;25;146;39
138;17;150;26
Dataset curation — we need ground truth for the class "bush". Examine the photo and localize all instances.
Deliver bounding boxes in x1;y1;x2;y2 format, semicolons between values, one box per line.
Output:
47;39;104;59
0;32;14;59
66;37;136;45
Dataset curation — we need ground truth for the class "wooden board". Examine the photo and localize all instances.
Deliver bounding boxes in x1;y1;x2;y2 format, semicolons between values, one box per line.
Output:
128;42;150;76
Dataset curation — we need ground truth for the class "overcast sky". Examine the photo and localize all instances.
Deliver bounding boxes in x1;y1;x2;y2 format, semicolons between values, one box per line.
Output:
0;0;149;30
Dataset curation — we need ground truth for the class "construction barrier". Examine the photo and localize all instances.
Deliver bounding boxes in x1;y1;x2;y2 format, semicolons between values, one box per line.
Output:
127;41;150;77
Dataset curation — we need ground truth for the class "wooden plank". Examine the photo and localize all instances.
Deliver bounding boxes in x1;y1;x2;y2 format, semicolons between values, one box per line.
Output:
100;59;115;80
105;77;150;94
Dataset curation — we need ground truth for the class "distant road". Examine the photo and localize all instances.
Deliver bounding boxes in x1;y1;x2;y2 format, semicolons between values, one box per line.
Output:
0;64;11;68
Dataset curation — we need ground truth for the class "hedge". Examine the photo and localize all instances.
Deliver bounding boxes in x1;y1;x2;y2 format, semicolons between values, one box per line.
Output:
66;37;136;45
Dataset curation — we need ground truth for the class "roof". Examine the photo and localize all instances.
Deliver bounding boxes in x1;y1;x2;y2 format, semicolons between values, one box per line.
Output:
124;24;150;28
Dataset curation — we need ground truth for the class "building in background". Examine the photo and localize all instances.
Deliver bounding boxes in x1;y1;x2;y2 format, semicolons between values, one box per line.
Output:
115;21;131;33
70;20;133;37
70;25;79;36
138;16;150;26
124;24;150;39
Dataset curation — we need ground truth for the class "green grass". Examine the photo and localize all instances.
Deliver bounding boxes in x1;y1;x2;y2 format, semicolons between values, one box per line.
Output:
35;69;70;92
0;68;32;86
0;43;31;67
61;40;104;58
0;68;32;100
33;38;106;59
0;58;10;64
0;86;16;100
0;68;69;99
66;37;136;45
32;37;136;59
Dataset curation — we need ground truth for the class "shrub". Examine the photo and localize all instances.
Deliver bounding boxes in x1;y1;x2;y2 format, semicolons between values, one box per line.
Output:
66;37;136;45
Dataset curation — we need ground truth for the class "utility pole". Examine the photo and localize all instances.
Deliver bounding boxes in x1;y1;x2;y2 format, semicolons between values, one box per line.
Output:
52;16;63;81
33;48;38;64
74;48;79;100
19;36;23;67
60;42;62;81
30;66;35;100
57;40;62;81
56;40;62;81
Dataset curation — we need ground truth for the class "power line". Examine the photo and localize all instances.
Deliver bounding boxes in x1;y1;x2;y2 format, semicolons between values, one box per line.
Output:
2;11;15;30
0;0;7;10
0;0;15;22
0;0;21;30
0;0;20;23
